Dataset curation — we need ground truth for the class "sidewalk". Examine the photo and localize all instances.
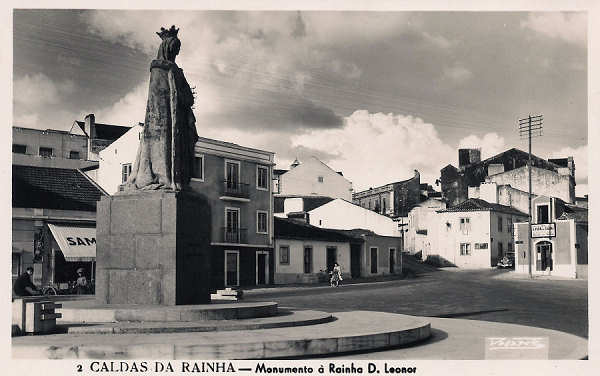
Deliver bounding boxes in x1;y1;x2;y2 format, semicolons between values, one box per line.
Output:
242;272;430;296
491;270;586;281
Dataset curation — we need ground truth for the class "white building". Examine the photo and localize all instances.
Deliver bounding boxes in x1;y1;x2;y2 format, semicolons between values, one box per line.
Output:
274;156;353;200
430;198;528;268
406;197;446;256
307;198;400;237
97;124;143;194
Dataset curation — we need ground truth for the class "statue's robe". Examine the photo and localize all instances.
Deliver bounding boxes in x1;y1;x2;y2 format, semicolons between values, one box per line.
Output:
127;59;198;190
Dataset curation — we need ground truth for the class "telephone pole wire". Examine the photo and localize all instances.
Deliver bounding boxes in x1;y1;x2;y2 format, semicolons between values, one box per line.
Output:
518;114;543;278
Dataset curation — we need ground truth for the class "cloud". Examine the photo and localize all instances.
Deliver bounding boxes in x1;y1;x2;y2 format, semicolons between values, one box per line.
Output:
548;144;588;187
442;65;473;84
13;113;40;128
14;73;75;107
458;133;506;160
291;110;455;190
95;82;148;126
521;12;586;46
422;32;455;49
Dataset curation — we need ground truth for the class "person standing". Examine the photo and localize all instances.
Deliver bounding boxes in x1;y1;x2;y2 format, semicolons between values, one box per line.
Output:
13;267;40;296
330;262;343;287
75;267;88;295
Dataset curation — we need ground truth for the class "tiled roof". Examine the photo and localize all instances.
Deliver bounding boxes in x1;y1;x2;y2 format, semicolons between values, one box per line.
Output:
273;195;334;213
75;121;130;140
13;165;106;212
438;198;527;216
559;205;588;223
274;217;357;242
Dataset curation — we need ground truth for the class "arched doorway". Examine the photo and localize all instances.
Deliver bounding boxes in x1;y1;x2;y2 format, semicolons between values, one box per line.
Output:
535;241;553;272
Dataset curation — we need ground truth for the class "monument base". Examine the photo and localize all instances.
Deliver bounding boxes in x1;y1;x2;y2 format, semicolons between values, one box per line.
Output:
95;190;211;305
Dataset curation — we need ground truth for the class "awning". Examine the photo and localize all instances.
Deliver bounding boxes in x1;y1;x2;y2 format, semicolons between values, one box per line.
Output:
47;224;96;262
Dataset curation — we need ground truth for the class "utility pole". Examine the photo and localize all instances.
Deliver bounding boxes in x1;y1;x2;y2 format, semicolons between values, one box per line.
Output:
518;114;543;278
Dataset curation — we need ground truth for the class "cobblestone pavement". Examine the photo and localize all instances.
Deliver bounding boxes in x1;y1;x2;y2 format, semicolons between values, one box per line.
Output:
244;269;588;338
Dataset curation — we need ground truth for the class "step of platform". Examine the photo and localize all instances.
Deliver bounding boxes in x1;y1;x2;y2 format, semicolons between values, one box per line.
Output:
58;301;278;323
12;311;431;359
64;310;333;334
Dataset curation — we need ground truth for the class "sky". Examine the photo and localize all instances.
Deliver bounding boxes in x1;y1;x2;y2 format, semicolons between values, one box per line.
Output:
12;9;588;195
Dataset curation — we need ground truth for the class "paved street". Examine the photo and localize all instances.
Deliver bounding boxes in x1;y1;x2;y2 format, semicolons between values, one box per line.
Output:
245;269;588;338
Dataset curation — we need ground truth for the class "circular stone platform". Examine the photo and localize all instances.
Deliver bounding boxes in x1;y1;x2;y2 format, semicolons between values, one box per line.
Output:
58;301;278;323
13;311;431;359
64;309;334;334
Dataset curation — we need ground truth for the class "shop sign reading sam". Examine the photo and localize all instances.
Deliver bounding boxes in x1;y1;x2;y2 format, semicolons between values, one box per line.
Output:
531;223;555;238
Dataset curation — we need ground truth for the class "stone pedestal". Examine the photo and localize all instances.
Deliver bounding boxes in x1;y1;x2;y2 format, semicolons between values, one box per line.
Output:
95;190;211;305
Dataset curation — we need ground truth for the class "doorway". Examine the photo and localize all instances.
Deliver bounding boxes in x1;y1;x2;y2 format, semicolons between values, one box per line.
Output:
535;241;553;271
389;248;396;274
370;247;378;274
256;251;269;285
326;247;337;272
350;243;361;278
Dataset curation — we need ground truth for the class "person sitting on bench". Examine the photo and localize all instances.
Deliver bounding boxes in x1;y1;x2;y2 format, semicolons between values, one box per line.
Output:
13;267;41;296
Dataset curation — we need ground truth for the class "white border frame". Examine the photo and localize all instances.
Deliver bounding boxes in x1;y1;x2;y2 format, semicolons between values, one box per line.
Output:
224;249;240;287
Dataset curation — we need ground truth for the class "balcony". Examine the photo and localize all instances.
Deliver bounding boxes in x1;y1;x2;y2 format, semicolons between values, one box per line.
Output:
221;180;250;200
222;227;248;244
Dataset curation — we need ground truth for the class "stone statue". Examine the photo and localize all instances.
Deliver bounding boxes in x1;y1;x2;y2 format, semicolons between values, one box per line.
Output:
126;25;198;191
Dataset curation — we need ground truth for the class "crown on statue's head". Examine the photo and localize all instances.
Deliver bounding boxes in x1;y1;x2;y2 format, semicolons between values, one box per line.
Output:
156;25;179;39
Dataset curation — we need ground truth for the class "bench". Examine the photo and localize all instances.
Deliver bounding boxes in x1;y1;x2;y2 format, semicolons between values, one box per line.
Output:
12;298;63;335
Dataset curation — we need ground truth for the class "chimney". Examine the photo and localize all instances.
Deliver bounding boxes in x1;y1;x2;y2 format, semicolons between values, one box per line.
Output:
568;156;575;179
84;114;95;157
84;114;95;139
458;148;481;169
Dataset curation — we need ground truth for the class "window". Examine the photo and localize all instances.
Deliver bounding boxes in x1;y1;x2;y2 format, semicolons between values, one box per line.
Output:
121;163;132;184
69;150;80;159
256;211;268;234
498;242;504;257
459;218;471;235
225;250;239;286
225;208;240;243
279;246;290;265
498;216;503;232
257;165;269;190
39;147;53;158
225;160;240;188
537;205;549;224
12;144;26;154
460;243;471;256
303;247;313;273
317;176;324;183
475;243;488;250
370;247;378;273
12;253;21;278
192;155;204;180
382;197;386;214
507;217;513;235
